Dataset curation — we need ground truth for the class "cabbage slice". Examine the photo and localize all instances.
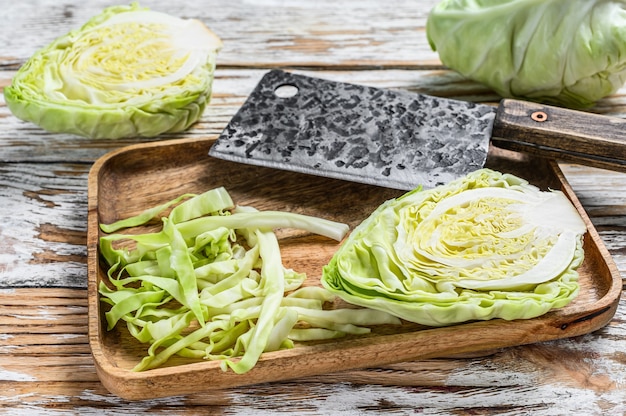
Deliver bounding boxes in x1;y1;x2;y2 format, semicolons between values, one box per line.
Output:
99;187;401;373
321;169;587;327
4;3;222;139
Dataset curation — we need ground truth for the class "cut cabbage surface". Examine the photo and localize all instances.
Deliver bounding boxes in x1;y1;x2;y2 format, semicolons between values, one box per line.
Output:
322;169;587;327
4;3;222;139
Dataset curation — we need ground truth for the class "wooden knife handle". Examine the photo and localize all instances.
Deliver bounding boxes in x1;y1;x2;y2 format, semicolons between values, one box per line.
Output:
490;99;626;172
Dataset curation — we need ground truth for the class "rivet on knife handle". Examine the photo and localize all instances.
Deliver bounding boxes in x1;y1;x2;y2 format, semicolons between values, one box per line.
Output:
491;99;626;172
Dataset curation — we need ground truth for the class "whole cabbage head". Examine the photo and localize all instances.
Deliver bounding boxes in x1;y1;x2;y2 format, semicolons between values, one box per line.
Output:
426;0;626;108
4;3;222;139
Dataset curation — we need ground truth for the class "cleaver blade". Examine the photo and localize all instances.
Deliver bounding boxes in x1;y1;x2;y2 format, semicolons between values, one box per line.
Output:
210;70;626;190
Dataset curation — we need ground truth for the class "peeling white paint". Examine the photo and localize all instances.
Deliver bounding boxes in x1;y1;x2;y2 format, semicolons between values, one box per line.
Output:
78;389;188;409
8;313;58;321
0;367;37;381
0;345;20;352
224;382;626;415
54;333;84;340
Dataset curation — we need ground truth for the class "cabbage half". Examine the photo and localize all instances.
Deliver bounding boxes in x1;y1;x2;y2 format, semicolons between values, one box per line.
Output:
4;3;222;139
426;0;626;108
321;169;587;327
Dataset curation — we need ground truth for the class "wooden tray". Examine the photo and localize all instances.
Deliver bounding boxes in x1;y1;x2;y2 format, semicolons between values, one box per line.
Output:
87;136;622;400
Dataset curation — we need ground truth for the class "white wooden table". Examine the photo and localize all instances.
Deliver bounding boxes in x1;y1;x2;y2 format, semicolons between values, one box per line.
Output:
1;0;625;414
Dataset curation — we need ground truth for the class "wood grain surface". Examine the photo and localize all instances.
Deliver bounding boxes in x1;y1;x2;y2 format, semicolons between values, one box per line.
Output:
1;0;626;414
87;137;621;400
492;99;626;173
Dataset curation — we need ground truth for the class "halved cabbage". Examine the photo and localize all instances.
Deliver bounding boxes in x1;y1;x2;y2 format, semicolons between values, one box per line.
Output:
4;3;222;139
321;169;587;327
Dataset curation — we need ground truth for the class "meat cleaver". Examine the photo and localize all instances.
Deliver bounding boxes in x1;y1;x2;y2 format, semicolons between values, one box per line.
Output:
210;70;626;190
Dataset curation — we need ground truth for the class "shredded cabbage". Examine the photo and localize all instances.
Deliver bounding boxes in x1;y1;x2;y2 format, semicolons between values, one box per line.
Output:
426;0;626;108
4;3;222;138
321;169;587;327
99;187;401;373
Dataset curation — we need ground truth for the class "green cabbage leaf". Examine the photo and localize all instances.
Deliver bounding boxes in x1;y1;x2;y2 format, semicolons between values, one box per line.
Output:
426;0;626;108
99;187;401;373
4;3;222;138
321;169;587;327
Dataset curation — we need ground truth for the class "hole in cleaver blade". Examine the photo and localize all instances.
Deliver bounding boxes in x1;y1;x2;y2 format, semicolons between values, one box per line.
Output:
274;84;299;98
209;70;496;191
